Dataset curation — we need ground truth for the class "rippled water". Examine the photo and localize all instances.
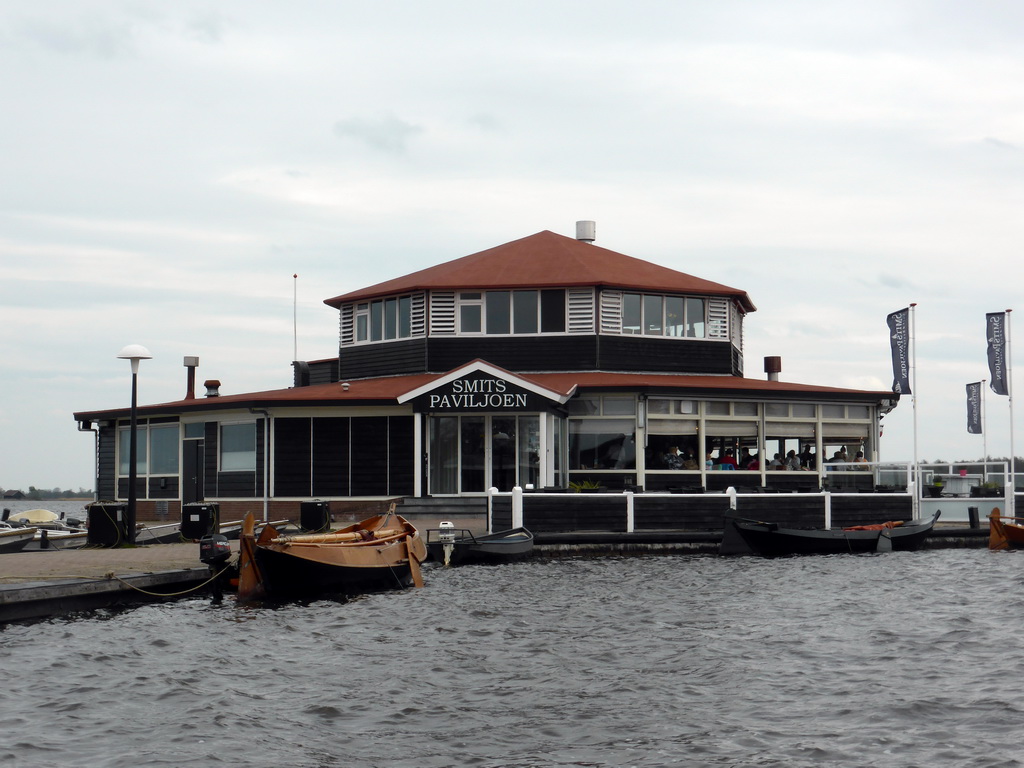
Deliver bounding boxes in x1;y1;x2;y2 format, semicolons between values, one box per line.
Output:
2;550;1023;768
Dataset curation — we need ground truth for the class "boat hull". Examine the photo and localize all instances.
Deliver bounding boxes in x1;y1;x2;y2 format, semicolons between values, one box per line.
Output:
0;527;38;554
730;512;940;557
426;527;534;566
248;513;427;598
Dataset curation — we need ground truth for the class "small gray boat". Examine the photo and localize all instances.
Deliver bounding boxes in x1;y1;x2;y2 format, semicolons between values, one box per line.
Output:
426;523;534;566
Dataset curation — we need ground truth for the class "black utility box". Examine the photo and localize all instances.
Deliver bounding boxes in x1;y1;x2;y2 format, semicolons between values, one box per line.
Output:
300;500;331;532
87;502;129;547
181;502;219;540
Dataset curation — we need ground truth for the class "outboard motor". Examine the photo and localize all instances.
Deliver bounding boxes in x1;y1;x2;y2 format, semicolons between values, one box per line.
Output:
199;533;234;603
199;533;232;567
439;521;457;567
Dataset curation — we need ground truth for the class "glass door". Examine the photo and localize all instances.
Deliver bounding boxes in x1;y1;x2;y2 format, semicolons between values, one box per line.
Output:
429;414;543;494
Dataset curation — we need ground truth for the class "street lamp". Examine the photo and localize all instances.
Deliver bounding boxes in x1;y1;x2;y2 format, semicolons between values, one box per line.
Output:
117;344;152;544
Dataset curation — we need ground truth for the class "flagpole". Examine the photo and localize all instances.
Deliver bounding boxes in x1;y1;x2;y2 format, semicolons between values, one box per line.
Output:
910;303;919;495
293;273;299;363
1007;309;1014;502
982;378;988;482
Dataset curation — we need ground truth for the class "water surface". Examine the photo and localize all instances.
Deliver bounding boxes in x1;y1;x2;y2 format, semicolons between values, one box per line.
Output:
2;549;1021;767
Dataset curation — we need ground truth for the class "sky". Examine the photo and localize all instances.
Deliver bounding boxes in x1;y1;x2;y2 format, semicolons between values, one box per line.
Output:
2;1;1024;491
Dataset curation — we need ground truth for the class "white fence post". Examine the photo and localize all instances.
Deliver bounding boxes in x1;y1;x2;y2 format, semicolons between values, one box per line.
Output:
625;490;635;533
511;486;524;530
487;486;498;534
824;490;832;528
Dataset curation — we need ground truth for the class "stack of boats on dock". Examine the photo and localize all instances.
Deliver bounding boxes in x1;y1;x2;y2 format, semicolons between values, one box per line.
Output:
1;509;88;552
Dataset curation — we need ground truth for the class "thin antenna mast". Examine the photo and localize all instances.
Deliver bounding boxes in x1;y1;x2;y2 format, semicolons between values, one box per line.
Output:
293;273;299;362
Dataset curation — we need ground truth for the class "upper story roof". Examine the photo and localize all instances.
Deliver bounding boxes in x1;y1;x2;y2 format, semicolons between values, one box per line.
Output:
324;230;757;312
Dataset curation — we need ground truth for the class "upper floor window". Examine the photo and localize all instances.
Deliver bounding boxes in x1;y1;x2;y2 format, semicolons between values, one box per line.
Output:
355;295;416;343
457;289;566;335
623;293;706;338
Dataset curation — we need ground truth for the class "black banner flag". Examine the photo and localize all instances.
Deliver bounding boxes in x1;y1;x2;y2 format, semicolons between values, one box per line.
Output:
966;382;982;434
986;312;1008;396
887;307;911;395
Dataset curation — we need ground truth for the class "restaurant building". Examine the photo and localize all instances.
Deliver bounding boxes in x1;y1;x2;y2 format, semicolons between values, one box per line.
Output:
74;223;898;518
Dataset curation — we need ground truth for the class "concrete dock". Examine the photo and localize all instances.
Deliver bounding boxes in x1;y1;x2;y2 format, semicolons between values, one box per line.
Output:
0;523;992;624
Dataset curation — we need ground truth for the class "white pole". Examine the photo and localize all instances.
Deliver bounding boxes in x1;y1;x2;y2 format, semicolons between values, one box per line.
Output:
293;273;299;362
910;303;920;504
1006;309;1015;515
982;378;988;481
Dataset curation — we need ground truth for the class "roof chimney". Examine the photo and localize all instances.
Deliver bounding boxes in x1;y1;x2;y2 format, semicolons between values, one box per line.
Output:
575;220;596;243
184;356;199;399
764;356;782;382
204;379;221;397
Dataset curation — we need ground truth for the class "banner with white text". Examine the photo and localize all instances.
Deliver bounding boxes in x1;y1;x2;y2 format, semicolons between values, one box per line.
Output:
966;381;982;434
887;307;911;395
986;312;1009;396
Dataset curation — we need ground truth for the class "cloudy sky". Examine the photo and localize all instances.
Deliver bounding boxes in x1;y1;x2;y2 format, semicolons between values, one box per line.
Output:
2;1;1023;491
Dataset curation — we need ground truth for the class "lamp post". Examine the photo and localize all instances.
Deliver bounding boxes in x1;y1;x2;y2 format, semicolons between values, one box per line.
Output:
117;344;152;544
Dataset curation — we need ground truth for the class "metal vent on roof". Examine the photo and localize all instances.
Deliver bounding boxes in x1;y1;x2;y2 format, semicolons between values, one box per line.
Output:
575;220;596;242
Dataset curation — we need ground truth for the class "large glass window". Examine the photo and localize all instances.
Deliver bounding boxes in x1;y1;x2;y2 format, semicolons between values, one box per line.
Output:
150;425;179;474
569;419;636;470
486;291;511;334
540;289;566;332
643;295;663;335
118;423;179;475
118;427;147;474
221;423;256;472
459;292;482;333
621;293;707;339
513;291;538;334
455;289;566;335
354;295;417;342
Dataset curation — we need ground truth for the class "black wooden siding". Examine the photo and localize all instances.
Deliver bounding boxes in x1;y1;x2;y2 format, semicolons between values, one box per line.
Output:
97;424;116;500
313;417;350;497
274;418;312;497
596;336;737;375
509;492;913;533
339;339;428;380
335;334;740;380
273;415;412;497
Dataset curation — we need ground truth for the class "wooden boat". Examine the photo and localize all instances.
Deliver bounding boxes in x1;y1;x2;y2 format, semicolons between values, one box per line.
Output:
0;525;38;554
237;504;426;601
729;511;941;557
987;509;1024;550
425;523;534;566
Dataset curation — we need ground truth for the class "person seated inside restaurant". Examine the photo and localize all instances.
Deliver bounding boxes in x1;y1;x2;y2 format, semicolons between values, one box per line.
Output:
747;453;761;471
663;445;683;469
718;448;738;469
737;447;753;469
785;450;802;471
799;444;815;469
769;453;785;469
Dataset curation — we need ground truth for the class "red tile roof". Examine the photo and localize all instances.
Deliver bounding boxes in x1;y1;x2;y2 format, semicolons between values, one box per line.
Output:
74;370;892;421
324;230;756;312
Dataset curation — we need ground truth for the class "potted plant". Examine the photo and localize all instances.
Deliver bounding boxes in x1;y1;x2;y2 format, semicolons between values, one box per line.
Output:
971;481;1002;498
927;477;944;498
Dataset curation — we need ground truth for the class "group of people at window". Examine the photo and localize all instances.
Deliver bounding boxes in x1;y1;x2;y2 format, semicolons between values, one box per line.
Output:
650;443;868;471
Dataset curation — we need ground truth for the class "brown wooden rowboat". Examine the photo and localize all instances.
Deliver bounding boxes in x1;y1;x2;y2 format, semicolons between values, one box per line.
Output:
988;508;1024;550
237;504;426;601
